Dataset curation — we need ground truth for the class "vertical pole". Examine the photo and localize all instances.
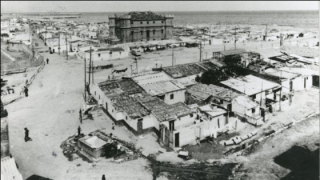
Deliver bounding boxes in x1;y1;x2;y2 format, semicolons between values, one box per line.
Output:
58;33;60;55
172;45;174;66
65;35;68;60
89;47;91;84
84;57;86;101
91;60;94;84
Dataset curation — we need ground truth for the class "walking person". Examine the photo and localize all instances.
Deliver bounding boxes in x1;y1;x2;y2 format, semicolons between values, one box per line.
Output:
24;86;29;97
46;58;49;64
102;174;106;180
24;128;30;142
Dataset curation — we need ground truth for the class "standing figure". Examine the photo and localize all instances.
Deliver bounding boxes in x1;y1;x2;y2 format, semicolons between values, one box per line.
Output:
102;175;106;180
24;86;29;97
78;126;81;136
46;58;49;64
79;109;83;124
24;128;29;142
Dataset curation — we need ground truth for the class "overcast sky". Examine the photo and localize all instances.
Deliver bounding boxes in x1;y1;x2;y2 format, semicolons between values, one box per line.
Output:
1;1;318;13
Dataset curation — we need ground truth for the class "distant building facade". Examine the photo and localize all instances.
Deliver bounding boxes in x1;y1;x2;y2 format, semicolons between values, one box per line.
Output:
109;11;174;43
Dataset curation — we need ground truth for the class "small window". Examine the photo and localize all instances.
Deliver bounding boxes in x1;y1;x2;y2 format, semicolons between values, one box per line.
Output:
98;53;101;57
161;21;164;23
153;30;155;35
130;21;133;24
161;29;164;34
126;116;128;120
141;31;143;35
140;22;142;24
170;94;174;100
153;21;155;24
147;21;149;24
252;108;256;114
190;113;193;117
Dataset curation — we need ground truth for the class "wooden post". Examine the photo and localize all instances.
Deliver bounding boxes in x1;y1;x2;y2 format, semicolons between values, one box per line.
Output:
65;35;68;60
91;60;94;84
84;57;86;101
89;47;91;84
58;33;60;55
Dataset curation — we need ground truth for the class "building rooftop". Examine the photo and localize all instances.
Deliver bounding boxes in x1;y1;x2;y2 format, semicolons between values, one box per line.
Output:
137;96;193;122
98;78;144;95
199;104;227;117
219;49;246;56
152;102;194;122
233;96;259;109
132;72;185;96
187;84;241;102
162;63;207;78
127;11;165;20
79;136;107;149
139;80;185;96
111;94;150;119
279;67;319;76
264;68;300;79
220;75;280;96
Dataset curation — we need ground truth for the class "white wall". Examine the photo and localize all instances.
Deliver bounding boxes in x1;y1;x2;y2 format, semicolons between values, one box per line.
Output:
84;50;129;61
163;90;186;105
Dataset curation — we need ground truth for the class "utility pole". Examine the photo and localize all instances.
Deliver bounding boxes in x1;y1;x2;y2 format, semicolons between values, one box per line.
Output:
234;26;238;49
84;57;87;101
58;33;61;55
88;46;92;84
198;42;203;62
65;35;68;60
91;60;94;84
172;45;175;66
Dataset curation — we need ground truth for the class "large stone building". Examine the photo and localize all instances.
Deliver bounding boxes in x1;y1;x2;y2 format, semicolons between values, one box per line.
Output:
109;11;174;43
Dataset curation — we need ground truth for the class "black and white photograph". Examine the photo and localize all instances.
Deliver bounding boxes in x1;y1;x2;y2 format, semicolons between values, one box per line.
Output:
1;1;319;180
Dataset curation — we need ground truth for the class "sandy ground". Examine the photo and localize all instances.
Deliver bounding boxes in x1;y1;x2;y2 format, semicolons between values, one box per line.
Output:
5;37;153;179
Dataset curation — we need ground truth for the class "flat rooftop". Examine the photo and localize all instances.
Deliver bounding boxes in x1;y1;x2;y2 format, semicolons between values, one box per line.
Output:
264;68;300;79
162;63;207;78
220;75;280;96
80;136;107;149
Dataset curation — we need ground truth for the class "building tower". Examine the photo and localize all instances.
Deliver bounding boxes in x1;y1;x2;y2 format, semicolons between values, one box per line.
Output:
121;15;131;43
109;15;116;38
164;14;174;40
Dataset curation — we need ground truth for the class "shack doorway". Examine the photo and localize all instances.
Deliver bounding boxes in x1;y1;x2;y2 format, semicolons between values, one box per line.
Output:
175;133;180;147
290;80;293;92
304;78;307;88
312;75;319;87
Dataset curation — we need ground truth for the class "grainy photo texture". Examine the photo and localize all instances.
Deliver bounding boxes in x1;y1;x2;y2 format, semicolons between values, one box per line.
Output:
1;1;319;180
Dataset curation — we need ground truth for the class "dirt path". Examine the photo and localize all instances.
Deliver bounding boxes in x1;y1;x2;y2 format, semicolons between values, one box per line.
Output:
6;44;152;179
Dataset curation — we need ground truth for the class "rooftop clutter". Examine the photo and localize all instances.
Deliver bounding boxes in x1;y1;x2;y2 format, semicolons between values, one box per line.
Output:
162;63;207;78
98;78;144;95
187;84;241;102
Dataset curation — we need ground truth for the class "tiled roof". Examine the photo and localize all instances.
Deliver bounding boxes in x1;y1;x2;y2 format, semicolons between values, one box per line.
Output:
111;94;150;119
187;84;240;102
98;78;144;95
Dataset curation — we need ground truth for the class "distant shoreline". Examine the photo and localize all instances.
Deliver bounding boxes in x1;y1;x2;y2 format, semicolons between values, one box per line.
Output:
1;10;318;14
